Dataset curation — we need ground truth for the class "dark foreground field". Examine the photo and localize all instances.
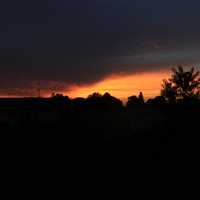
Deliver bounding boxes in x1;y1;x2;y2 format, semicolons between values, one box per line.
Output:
0;98;200;163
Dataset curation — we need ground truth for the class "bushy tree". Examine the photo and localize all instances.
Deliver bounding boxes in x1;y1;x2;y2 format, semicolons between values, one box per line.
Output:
161;66;200;102
161;79;176;103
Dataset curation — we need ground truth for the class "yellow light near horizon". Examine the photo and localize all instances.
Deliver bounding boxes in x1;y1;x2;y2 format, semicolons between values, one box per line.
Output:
67;70;170;101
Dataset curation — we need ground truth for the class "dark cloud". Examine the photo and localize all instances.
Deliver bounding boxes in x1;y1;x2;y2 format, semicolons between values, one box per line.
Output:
1;0;200;95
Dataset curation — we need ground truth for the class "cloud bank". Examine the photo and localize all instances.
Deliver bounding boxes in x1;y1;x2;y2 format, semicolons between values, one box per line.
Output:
1;0;200;96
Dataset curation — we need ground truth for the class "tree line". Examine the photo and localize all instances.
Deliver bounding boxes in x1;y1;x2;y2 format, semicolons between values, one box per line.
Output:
51;66;200;107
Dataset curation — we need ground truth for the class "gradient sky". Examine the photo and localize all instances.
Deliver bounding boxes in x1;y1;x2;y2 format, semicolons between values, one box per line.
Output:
0;0;200;99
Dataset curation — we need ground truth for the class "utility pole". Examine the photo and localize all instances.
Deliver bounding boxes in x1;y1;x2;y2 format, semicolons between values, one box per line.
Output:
37;88;41;98
37;81;41;98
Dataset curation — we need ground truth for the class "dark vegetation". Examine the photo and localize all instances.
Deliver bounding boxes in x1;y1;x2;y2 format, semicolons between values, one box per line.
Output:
1;66;200;162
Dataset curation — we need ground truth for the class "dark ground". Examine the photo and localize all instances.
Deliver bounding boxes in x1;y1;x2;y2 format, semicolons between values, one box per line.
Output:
0;98;199;164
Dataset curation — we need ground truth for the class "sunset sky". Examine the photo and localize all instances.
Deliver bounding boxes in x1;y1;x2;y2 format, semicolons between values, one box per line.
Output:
67;70;170;101
0;0;200;99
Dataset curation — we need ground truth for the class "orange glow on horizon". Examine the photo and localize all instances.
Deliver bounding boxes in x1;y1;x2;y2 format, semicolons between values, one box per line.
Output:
0;70;170;100
67;70;170;101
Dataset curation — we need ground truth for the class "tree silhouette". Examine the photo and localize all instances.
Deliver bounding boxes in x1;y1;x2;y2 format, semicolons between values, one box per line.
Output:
87;92;102;99
102;92;123;108
146;96;166;105
161;66;200;102
161;79;176;103
138;92;145;104
86;92;122;109
127;92;145;107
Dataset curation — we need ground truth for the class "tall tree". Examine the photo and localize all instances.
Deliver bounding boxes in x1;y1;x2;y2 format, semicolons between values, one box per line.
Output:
161;66;200;102
138;92;145;104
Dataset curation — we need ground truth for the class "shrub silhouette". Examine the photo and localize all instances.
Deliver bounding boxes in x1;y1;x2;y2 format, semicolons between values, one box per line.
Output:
161;66;200;102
